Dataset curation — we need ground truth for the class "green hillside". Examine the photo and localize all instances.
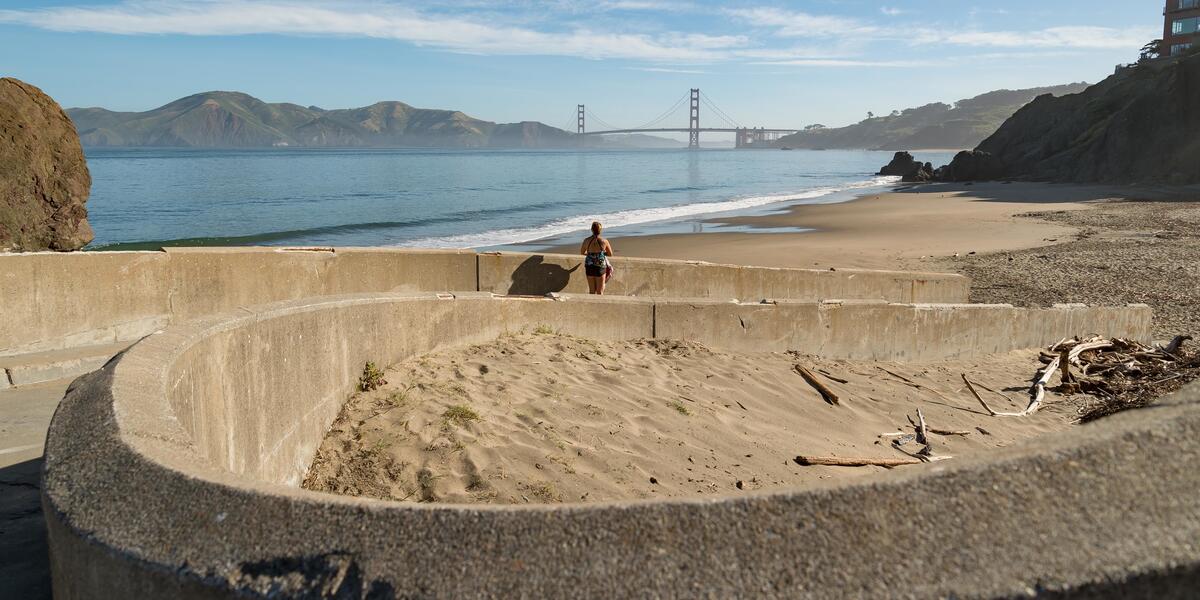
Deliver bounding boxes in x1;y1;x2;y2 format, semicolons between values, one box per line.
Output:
775;83;1091;151
67;92;579;148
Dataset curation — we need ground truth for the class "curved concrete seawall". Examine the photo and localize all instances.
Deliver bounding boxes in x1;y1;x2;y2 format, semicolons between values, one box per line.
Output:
0;247;967;357
42;293;1190;599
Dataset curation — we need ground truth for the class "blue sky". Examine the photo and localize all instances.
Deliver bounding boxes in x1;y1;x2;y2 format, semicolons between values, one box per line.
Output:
0;1;1162;130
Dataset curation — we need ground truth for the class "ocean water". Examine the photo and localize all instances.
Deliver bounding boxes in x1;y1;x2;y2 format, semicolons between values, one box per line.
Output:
83;148;955;251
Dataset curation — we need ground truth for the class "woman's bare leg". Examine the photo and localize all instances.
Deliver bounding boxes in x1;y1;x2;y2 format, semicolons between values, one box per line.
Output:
587;276;598;294
595;276;606;295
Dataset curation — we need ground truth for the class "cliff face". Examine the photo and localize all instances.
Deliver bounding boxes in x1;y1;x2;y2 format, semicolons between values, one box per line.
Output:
0;78;93;251
962;53;1200;184
68;92;577;149
775;83;1089;151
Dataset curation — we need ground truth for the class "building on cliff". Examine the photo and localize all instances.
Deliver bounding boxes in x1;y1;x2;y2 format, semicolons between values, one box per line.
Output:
1165;0;1200;56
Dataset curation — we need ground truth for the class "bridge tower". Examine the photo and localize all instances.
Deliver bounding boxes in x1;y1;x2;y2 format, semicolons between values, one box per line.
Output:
688;88;700;149
577;104;585;147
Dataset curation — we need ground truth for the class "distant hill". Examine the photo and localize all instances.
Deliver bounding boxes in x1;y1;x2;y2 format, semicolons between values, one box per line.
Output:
775;83;1091;151
66;91;589;149
933;52;1200;184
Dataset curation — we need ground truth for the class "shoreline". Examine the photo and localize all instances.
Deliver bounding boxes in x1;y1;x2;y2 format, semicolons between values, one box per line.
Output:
546;182;1140;271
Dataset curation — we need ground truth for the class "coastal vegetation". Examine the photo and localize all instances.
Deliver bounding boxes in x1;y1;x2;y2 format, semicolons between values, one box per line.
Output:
775;83;1089;151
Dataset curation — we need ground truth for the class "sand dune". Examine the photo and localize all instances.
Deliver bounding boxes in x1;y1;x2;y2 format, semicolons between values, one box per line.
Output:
304;332;1078;505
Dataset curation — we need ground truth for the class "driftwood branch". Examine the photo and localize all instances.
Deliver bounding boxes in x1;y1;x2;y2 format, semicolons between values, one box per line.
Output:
1164;335;1193;355
915;408;929;445
794;364;840;406
961;373;1039;417
818;369;850;384
794;455;922;468
928;428;971;436
962;374;1000;416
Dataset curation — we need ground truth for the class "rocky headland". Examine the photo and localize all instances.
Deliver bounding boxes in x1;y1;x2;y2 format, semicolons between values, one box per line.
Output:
0;78;93;251
884;52;1200;184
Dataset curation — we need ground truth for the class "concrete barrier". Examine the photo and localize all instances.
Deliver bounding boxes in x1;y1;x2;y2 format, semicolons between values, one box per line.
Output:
43;293;1184;599
477;251;968;303
0;248;475;357
0;248;968;358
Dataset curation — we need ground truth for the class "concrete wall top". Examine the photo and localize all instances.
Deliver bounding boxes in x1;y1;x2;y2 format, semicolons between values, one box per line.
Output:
41;293;1187;599
477;250;968;303
0;248;969;357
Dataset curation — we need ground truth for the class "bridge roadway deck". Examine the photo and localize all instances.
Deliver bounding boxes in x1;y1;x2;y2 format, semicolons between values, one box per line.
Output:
580;127;798;135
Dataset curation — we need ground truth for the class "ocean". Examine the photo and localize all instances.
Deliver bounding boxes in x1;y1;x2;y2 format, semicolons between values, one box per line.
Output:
82;147;955;251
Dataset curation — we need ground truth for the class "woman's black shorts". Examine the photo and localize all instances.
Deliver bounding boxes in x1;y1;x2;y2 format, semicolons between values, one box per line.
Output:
585;264;605;277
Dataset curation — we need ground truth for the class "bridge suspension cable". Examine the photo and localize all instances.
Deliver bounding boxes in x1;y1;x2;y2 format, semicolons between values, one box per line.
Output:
628;91;691;131
584;109;623;132
699;91;742;129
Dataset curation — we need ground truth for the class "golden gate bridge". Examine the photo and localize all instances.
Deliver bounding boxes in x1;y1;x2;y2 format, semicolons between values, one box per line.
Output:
570;88;798;149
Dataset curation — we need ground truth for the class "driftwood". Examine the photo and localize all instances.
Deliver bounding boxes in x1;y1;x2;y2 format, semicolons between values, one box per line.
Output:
794;364;840;405
818;369;850;384
962;373;1039;417
794;455;922;468
1025;356;1060;416
929;428;971;436
1164;335;1193;355
1059;348;1075;384
915;408;929;445
879;367;957;403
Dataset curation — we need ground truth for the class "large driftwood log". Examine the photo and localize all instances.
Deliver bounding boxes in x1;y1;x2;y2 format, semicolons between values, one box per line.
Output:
794;455;922;468
794;364;840;405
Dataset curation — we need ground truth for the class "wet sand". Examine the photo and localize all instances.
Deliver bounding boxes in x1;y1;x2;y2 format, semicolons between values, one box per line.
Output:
552;182;1131;270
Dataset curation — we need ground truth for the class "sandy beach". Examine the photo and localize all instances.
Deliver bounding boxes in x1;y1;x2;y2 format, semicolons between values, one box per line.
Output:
304;332;1077;505
565;182;1126;270
552;181;1200;337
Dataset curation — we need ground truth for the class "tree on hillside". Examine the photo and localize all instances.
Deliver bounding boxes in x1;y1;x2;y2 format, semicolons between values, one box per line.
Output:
804;124;826;130
1139;39;1162;63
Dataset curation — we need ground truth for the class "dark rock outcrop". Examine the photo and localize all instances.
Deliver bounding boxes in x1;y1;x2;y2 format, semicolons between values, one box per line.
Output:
934;150;1006;182
878;151;920;176
0;78;93;251
945;53;1199;184
878;152;935;182
879;53;1200;185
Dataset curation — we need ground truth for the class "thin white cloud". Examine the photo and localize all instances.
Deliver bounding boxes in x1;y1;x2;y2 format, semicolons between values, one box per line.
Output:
631;66;707;73
0;0;741;61
880;7;904;16
0;0;1154;65
749;58;931;68
725;7;878;37
915;26;1156;50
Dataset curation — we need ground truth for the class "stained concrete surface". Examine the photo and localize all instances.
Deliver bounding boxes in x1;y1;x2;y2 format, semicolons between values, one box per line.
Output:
1;378;71;600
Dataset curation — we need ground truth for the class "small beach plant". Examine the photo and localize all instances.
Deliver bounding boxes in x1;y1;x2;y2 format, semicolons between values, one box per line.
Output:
443;404;481;426
358;361;387;392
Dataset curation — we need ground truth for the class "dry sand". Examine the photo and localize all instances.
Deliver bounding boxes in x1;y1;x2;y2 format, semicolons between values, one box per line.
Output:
567;182;1124;270
569;181;1199;336
304;332;1076;505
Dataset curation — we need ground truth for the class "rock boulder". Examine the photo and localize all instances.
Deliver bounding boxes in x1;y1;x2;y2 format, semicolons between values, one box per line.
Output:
0;78;93;251
877;151;921;177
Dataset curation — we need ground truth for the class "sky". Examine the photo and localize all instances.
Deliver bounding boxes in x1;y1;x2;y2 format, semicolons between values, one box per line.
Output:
0;1;1163;131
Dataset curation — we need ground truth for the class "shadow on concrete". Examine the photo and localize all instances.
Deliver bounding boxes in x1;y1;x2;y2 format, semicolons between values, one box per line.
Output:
0;457;49;600
507;256;580;296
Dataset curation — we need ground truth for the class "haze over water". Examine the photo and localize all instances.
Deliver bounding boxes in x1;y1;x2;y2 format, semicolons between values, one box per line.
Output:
84;148;954;250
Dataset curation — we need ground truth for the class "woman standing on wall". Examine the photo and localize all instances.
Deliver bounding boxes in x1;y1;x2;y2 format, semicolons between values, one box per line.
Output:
580;221;615;295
